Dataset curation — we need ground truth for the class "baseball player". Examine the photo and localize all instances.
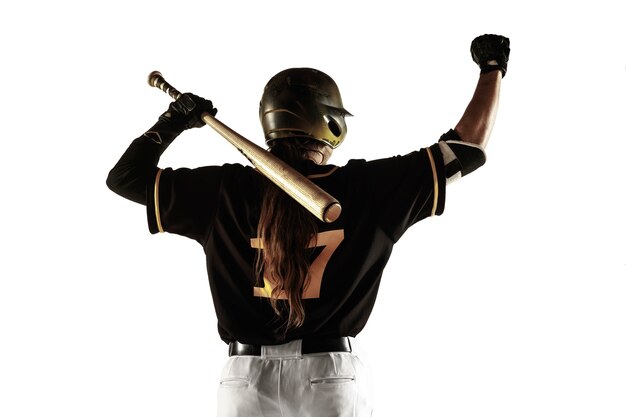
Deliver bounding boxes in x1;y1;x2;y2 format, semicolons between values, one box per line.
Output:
107;34;510;417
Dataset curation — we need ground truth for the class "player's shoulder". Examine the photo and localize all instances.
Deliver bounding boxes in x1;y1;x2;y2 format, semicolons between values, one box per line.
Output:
167;163;254;187
186;162;254;176
345;150;424;170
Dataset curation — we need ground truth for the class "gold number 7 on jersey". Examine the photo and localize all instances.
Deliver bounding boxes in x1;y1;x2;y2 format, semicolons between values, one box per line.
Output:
250;229;345;299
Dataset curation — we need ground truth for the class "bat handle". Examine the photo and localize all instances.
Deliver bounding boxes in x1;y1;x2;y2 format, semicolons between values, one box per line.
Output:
148;71;182;100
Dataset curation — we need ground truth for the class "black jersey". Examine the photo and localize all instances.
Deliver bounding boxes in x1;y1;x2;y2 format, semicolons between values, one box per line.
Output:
146;145;446;345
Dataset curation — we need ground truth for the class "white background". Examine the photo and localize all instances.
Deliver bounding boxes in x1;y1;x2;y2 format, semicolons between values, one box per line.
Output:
1;1;625;416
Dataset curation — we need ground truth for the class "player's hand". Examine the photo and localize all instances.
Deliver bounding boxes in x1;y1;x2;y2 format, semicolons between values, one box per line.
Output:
470;34;510;77
159;93;218;131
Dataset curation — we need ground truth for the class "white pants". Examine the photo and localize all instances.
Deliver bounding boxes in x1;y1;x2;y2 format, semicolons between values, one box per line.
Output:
217;338;373;417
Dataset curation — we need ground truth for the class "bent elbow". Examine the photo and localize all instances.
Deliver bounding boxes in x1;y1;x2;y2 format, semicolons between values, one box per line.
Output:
105;164;149;205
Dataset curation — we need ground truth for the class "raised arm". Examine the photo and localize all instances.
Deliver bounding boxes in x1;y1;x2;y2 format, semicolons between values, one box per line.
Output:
455;34;509;148
438;34;509;183
106;94;217;204
454;70;502;149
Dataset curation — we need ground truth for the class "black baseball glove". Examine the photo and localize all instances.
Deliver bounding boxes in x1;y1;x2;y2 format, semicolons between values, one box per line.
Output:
470;34;510;77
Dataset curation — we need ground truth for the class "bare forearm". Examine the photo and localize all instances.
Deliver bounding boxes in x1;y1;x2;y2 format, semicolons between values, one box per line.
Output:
454;70;502;149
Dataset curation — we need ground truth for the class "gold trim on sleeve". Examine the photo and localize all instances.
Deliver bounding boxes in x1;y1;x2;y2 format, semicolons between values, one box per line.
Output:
154;169;164;233
426;147;439;216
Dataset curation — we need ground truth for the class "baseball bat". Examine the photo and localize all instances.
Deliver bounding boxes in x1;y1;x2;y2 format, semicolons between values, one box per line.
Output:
147;71;341;223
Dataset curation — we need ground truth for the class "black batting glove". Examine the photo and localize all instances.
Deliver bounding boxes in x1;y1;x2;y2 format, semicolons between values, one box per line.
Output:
141;93;218;148
470;34;510;77
159;93;218;131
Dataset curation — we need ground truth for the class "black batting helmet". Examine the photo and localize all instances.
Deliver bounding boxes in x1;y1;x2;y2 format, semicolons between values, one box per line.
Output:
259;68;352;149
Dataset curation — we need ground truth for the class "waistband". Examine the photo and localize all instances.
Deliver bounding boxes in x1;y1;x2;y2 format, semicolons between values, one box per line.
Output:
229;337;352;358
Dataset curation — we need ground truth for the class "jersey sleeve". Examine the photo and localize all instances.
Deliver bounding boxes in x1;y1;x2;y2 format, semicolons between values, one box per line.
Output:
354;144;446;242
147;166;223;244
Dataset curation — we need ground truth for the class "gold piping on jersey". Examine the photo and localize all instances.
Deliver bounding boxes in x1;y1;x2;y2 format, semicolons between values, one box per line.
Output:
154;169;164;233
307;166;339;179
426;147;439;216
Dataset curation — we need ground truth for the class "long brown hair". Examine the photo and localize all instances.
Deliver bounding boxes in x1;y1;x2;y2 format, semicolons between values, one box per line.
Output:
256;139;325;337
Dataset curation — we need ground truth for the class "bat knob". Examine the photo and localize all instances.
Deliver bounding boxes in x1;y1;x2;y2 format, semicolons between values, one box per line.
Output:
323;202;342;223
147;71;162;87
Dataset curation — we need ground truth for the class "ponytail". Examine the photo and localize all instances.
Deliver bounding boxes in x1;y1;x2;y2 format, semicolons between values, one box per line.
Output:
256;140;325;337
